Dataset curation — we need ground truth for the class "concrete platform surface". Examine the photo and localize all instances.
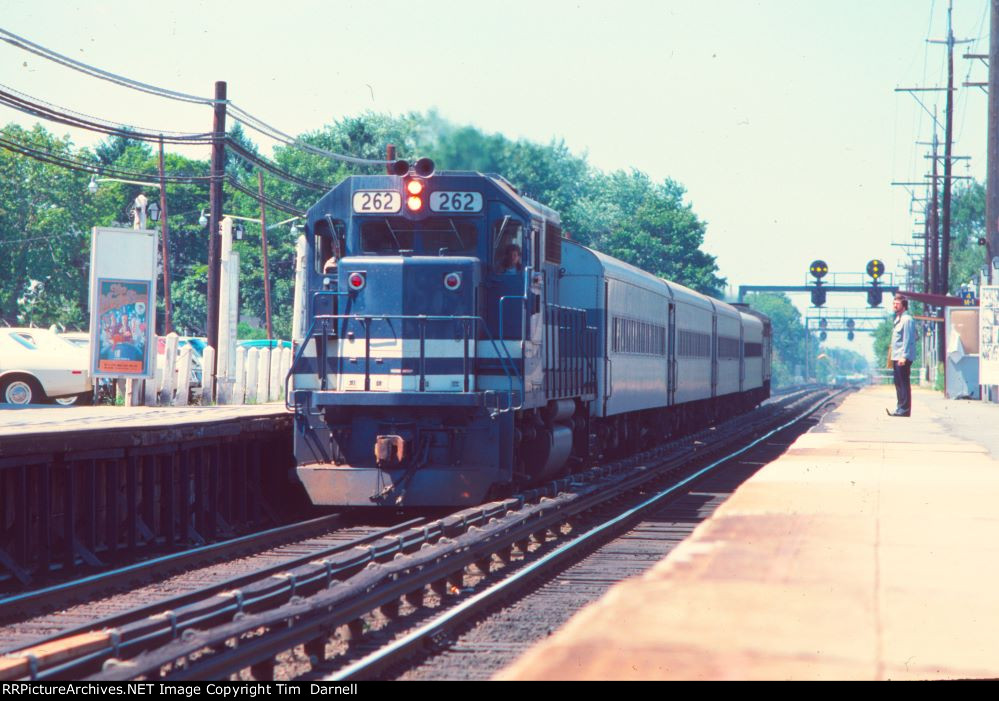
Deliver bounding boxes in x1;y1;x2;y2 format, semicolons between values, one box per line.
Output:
0;403;287;438
497;386;999;680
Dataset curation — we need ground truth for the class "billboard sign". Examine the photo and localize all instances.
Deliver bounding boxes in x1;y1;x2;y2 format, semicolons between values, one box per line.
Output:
89;227;158;378
979;285;999;385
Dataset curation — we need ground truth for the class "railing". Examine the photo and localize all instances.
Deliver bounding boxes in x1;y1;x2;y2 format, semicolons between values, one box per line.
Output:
286;306;523;415
544;303;598;400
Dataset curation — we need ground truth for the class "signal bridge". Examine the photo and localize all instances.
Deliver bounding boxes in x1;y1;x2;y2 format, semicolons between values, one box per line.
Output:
737;260;898;309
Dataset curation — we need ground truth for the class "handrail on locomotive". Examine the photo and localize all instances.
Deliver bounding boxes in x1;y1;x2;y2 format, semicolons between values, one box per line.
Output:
287;292;530;417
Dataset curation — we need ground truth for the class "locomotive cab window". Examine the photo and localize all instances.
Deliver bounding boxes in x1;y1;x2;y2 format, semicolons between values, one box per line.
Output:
359;218;477;255
492;215;525;274
314;218;346;274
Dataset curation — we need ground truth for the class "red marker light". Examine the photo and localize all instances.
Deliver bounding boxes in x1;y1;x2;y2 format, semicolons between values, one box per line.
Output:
348;272;366;291
444;272;462;291
407;195;423;211
406;180;424;195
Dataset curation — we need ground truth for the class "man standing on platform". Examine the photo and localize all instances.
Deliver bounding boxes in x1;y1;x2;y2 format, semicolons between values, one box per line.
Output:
887;293;916;417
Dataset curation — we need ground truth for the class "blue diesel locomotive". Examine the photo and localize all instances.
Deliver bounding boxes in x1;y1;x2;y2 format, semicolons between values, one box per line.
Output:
288;159;771;507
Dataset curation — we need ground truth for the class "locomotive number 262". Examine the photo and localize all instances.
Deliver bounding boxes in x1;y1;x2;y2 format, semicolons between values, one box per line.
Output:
430;191;483;212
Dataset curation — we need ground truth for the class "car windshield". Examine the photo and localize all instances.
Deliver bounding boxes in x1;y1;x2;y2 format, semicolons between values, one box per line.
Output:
7;331;78;351
359;218;479;255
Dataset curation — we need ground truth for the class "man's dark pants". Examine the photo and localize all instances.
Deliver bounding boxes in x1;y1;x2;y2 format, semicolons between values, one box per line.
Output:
893;360;912;415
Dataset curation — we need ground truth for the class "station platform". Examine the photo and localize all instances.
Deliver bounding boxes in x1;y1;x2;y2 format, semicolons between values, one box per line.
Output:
0;403;288;457
498;385;999;680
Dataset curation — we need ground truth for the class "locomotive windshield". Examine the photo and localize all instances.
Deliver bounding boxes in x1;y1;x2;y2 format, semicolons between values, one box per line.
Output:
359;218;479;255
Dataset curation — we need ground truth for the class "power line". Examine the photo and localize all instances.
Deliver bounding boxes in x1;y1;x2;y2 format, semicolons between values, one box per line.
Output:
0;86;214;144
0;82;209;139
225;138;328;191
0;83;332;191
0;27;391;166
0;27;219;105
0;230;86;247
0;133;212;182
225;175;306;216
227;105;389;166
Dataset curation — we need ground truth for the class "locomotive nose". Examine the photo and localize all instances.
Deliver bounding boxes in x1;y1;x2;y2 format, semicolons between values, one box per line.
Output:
339;257;479;317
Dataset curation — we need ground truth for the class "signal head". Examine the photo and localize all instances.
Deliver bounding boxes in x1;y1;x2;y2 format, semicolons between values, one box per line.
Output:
414;158;436;177
390;160;410;176
867;286;883;307
809;260;828;280
811;285;827;307
866;259;884;280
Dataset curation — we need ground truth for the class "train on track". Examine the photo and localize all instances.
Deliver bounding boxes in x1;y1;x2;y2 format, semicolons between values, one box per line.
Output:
288;159;772;507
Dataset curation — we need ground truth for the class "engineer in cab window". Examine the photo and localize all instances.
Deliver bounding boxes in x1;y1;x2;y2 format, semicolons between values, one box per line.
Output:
499;243;523;274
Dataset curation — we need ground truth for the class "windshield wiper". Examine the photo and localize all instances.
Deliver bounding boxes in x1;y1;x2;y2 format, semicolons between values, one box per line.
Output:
383;218;403;252
446;219;465;253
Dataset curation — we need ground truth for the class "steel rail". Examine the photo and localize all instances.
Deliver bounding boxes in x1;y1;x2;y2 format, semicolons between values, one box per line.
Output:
1;517;427;657
85;389;835;682
329;388;843;680
0;512;349;624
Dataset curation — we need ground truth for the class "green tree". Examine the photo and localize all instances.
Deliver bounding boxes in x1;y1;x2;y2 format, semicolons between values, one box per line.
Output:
742;292;809;387
1;111;729;341
947;179;986;294
0;124;114;327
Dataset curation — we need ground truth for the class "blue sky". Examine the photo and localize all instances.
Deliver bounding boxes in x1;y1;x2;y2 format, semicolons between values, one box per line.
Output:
0;0;992;356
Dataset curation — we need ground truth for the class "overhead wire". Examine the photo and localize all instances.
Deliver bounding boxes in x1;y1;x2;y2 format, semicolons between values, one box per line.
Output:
0;83;335;190
0;133;212;183
225;175;306;216
224;139;329;191
0;27;219;105
0;86;214;144
0;27;391;166
0;82;210;139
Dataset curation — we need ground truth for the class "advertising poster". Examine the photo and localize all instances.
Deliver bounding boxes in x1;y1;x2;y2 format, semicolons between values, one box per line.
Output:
96;279;151;375
980;286;999;385
89;227;158;379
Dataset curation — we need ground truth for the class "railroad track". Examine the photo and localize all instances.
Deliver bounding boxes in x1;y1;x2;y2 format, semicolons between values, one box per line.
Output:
328;387;842;681
0;387;840;681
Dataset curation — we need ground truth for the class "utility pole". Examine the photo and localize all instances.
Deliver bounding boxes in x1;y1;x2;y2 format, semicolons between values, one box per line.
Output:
207;81;227;374
923;203;930;292
941;0;957;296
931;127;941;294
988;0;999;283
385;143;396;174
929;0;974;294
257;171;273;340
158;135;172;335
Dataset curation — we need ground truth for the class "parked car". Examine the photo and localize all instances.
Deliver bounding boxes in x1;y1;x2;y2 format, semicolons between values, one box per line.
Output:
156;336;205;388
59;331;90;349
0;328;92;405
236;339;292;350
